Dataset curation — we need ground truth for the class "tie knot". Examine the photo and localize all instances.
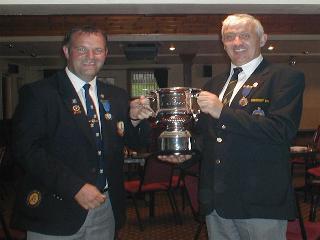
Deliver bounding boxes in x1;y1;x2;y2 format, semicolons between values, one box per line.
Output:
233;67;243;77
83;83;91;92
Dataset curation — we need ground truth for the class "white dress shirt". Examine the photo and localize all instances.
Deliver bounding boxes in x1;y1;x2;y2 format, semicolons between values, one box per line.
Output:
219;55;263;105
65;67;102;128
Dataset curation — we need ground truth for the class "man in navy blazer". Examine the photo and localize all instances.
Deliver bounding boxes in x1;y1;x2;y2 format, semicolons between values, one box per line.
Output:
11;26;152;239
160;14;305;239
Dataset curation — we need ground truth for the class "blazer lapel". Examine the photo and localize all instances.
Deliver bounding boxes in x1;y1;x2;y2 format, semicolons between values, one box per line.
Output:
231;59;269;108
57;71;96;148
97;81;115;153
208;72;229;95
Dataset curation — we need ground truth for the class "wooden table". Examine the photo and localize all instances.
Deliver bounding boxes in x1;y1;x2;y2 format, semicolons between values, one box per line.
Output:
291;146;318;199
123;153;151;180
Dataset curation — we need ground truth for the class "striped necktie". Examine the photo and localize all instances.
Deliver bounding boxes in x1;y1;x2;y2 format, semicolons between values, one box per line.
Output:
83;83;106;191
222;67;243;106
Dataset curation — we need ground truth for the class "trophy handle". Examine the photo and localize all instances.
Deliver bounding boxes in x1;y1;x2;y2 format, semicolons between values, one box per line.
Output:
145;91;158;118
190;89;201;121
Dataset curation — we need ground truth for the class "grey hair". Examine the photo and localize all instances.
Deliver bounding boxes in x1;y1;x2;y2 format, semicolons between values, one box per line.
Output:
221;14;265;38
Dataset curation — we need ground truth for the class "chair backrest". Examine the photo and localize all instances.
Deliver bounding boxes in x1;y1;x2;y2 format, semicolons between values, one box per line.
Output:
140;155;176;188
184;174;199;216
0;146;5;166
286;192;320;240
286;193;307;240
312;125;320;150
182;162;200;217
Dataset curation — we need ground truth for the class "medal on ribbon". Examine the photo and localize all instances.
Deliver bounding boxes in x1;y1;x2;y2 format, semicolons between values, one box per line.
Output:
239;85;252;107
101;100;112;120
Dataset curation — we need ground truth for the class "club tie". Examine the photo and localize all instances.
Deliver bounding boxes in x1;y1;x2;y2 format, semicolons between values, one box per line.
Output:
83;83;106;191
222;67;243;106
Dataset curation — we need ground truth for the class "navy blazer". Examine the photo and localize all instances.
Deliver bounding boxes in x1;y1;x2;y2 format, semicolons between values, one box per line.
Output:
11;71;149;235
197;59;305;220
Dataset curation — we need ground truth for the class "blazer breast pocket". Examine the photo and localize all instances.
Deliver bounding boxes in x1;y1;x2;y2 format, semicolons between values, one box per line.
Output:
245;98;270;117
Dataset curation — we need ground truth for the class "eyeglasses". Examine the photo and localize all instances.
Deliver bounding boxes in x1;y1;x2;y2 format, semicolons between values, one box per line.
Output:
223;32;251;42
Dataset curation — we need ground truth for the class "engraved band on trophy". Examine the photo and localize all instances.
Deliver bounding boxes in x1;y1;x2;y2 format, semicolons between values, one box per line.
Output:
147;87;201;154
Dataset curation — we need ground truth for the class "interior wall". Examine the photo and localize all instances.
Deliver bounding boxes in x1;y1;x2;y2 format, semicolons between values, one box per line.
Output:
297;62;320;129
1;58;319;129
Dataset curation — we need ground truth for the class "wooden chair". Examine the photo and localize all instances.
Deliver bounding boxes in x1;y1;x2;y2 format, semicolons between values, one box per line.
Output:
124;154;182;230
0;146;13;240
300;127;320;221
291;126;320;172
180;161;205;240
291;126;320;201
287;192;320;240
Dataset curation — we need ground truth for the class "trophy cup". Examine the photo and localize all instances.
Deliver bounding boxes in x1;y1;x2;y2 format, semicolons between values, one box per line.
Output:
147;87;201;154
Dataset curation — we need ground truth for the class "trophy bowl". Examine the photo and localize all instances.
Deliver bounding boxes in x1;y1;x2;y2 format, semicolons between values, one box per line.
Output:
148;87;201;155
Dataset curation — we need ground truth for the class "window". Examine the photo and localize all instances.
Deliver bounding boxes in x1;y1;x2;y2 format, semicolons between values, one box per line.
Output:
129;70;158;98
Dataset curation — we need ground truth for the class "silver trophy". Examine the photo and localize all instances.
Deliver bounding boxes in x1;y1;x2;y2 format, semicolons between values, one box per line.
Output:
147;87;201;154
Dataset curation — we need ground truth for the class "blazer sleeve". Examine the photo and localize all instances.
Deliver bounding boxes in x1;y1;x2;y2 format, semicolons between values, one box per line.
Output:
12;84;85;199
218;67;305;144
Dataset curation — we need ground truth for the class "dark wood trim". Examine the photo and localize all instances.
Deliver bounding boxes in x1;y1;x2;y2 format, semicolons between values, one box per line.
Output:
1;14;320;36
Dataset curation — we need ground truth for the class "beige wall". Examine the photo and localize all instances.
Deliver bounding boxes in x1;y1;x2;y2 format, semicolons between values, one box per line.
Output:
1;58;319;130
298;63;320;129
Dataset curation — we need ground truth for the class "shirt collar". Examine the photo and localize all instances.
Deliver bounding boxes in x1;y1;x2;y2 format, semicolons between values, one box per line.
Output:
230;54;263;78
65;67;97;92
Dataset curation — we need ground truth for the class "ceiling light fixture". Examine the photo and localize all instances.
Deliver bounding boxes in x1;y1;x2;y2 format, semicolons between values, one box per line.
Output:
267;45;274;51
169;44;175;51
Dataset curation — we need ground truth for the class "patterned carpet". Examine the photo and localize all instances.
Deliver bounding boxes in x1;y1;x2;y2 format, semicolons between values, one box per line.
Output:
121;191;207;240
0;164;319;240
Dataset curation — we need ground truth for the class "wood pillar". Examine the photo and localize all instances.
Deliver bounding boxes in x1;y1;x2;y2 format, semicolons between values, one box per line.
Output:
179;54;195;87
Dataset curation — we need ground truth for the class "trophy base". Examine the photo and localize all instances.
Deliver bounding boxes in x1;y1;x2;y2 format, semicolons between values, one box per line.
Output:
157;130;198;155
156;149;200;156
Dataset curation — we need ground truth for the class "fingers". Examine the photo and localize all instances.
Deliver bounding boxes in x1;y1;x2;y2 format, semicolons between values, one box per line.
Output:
74;183;107;210
130;96;154;120
84;193;106;210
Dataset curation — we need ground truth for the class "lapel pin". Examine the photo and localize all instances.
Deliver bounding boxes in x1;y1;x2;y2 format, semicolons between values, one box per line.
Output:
239;97;248;107
72;105;81;115
117;121;125;137
105;113;112;120
26;190;42;208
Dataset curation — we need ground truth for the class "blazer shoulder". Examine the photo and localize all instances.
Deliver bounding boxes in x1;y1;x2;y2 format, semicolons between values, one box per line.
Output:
98;80;129;99
267;62;304;75
202;70;229;91
268;63;305;84
18;72;63;101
